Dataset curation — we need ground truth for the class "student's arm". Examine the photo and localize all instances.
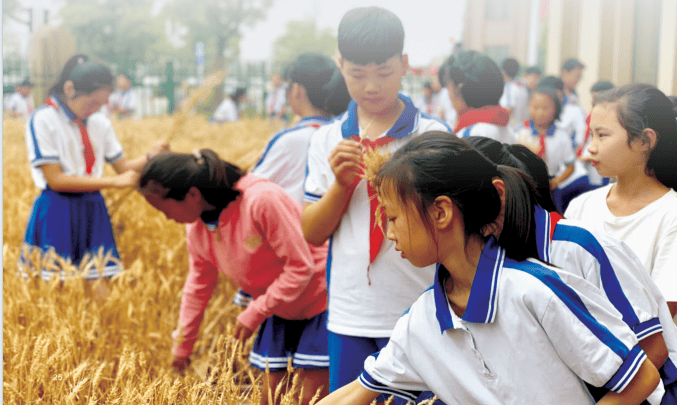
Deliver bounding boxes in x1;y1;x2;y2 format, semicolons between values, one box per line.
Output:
638;333;668;370
316;380;378;405
301;139;362;245
111;141;169;173
596;359;659;405
40;163;138;193
550;164;575;190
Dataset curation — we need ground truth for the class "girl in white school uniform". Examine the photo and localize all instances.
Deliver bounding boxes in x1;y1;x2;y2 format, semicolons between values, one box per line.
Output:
467;136;676;404
317;132;660;405
20;55;167;295
565;84;677;321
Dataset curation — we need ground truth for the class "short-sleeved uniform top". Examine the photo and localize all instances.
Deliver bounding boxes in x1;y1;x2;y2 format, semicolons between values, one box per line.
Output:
565;185;677;303
266;84;287;117
25;96;125;190
499;79;530;128
303;94;452;337
211;98;239;122
6;92;34;119
515;120;577;178
533;206;677;394
112;89;138;117
359;238;655;405
252;115;330;206
559;93;587;148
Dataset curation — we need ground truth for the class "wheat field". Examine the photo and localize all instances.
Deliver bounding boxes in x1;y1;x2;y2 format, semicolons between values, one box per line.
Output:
1;114;312;404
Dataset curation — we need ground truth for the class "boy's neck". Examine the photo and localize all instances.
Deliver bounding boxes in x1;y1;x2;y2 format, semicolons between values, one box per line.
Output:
357;98;405;139
534;123;550;134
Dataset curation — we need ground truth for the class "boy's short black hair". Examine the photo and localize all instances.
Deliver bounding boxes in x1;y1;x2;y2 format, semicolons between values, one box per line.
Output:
562;58;584;72
338;7;404;65
591;81;614;93
523;66;542;75
501;58;520;79
538;75;564;91
445;50;504;108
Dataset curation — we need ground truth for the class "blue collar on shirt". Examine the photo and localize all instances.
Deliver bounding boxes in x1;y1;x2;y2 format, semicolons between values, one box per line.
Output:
341;94;419;139
51;94;87;124
298;115;331;126
434;237;506;332
532;205;552;262
529;120;556;136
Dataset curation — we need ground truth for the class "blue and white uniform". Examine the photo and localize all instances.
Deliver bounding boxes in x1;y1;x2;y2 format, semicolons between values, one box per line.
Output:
20;95;125;281
359;238;660;404
266;83;288;120
499;79;529;129
534;206;676;403
253;115;330;206
112;88;138;118
304;94;451;393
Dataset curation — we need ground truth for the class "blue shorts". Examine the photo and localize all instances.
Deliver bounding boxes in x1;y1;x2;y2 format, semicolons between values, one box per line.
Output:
249;311;328;372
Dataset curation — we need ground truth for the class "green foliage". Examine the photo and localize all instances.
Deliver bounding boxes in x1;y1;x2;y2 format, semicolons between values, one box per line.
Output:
272;20;338;72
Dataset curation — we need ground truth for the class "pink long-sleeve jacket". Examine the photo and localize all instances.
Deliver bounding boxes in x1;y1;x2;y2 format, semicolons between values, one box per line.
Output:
172;174;328;358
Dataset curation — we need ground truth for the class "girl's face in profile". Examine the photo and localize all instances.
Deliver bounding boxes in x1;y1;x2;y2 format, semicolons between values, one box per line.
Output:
144;190;203;224
71;86;112;120
587;102;647;178
379;185;438;268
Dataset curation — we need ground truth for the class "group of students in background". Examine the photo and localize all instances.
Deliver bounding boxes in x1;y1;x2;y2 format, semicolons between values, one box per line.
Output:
17;5;676;405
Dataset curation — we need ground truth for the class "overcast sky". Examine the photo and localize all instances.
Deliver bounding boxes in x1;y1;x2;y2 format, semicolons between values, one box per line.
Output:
4;0;466;67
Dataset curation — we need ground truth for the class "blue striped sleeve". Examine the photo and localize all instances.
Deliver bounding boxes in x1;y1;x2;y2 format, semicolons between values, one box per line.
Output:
304;192;322;203
105;151;124;164
31;156;60;167
602;344;647;393
358;370;420;404
633;318;662;340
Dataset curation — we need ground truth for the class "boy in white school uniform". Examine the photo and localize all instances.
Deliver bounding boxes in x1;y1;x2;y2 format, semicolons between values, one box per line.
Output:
5;79;35;119
265;71;289;123
499;57;529;129
301;6;451;402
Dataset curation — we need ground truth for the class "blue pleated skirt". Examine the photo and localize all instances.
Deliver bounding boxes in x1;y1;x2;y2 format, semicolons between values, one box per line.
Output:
19;189;123;281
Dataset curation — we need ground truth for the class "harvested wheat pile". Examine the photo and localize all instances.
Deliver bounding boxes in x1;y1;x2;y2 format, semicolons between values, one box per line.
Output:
1;115;318;404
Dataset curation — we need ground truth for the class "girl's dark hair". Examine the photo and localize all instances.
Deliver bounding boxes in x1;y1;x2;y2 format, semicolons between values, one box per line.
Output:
594;84;677;190
374;131;540;261
465;136;560;214
538;75;564;92
531;84;562;125
49;54;114;97
230;88;246;102
286;52;351;116
444;50;504;108
338;7;404;65
139;149;246;215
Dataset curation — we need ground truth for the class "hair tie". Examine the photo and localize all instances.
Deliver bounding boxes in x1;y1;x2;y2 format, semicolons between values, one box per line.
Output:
192;150;204;166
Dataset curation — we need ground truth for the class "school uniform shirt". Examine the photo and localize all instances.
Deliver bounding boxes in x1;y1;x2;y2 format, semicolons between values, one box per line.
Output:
534;206;677;395
266;84;288;117
515;120;577;179
6;91;34;119
455;105;516;144
413;94;441;117
303;94;452;337
25;96;125;190
173;174;329;358
211;98;240;122
565;184;677;303
359;238;657;405
112;89;138;118
499;79;530;128
252;115;330;206
437;87;457;129
559;96;587;149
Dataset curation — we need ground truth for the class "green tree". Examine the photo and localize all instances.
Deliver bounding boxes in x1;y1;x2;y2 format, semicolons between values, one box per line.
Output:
272;20;338;72
60;0;168;76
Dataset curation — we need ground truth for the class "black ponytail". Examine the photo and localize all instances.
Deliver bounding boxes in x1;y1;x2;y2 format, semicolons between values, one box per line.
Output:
375;131;540;261
286;52;351;117
139;149;245;213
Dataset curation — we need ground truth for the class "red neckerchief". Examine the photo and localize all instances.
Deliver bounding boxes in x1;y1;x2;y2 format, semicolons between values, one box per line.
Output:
350;134;395;266
578;112;592;157
45;97;95;174
454;105;510;132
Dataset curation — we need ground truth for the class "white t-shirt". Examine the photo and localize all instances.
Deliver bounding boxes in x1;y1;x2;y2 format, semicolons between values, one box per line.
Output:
211;98;239;122
437;87;457;130
413;94;441;117
534;206;677;376
304;94;452;337
252;115;330;206
456;122;516;145
499;79;530;128
6;92;34;119
565;185;677;302
360;239;659;404
25;96;125;190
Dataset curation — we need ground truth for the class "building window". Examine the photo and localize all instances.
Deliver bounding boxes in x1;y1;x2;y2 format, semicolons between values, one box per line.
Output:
485;0;512;20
